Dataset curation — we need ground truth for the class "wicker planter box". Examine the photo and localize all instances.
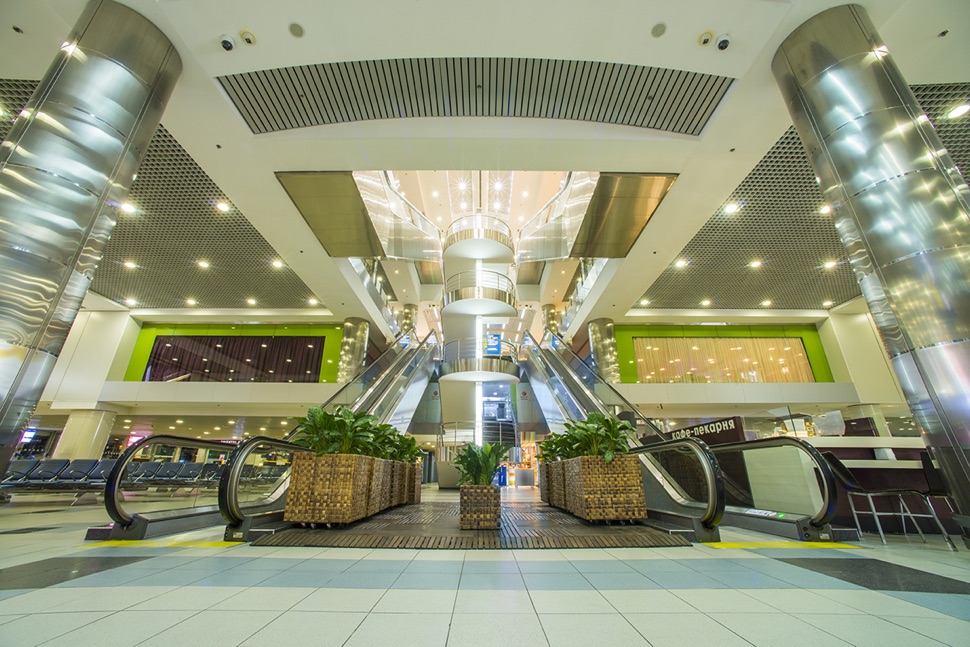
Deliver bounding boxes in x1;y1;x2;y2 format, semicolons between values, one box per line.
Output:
538;463;549;503
392;460;408;506
381;459;394;509
562;454;646;522
459;484;501;530
546;461;566;509
285;452;373;524
366;458;387;517
408;460;422;504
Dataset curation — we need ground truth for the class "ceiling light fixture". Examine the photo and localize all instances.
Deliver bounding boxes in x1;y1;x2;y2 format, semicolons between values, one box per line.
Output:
761;300;772;307
272;260;283;268
124;298;137;306
247;298;256;305
824;261;837;269
308;298;318;305
522;190;529;197
197;260;209;268
123;261;136;269
216;202;230;212
823;300;834;307
674;260;688;268
749;260;762;268
186;298;197;306
431;190;439;198
120;202;136;213
701;299;711;306
493;180;503;192
947;103;970;119
640;299;649;306
819;205;832;214
723;202;740;214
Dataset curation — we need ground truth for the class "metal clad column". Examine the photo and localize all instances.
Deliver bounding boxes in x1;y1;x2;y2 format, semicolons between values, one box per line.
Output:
541;305;561;336
399;304;418;333
587;318;621;383
337;318;370;382
0;0;181;475
773;4;970;541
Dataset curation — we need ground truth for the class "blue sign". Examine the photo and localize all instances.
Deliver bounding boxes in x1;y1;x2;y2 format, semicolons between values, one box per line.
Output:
485;334;502;356
399;334;410;347
551;336;560;349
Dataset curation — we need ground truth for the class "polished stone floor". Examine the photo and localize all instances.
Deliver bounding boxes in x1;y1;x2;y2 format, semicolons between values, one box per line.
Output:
0;487;968;646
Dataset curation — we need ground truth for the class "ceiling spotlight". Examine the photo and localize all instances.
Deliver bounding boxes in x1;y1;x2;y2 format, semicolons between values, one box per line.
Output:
169;426;175;430
124;419;132;423
749;260;762;268
308;298;318;305
176;419;183;424
123;261;136;269
186;298;197;306
674;260;688;268
761;300;772;307
124;298;137;306
823;300;834;307
247;298;256;305
493;180;503;192
457;178;468;193
431;190;439;198
723;202;740;214
492;201;501;210
819;205;832;214
640;299;649;306
947;104;970;119
197;260;210;268
272;260;284;268
522;190;529;198
120;203;136;213
701;299;711;306
216;202;230;212
824;261;837;269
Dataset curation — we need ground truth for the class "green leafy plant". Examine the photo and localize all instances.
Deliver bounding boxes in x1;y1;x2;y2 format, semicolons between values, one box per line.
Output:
391;434;423;463
454;442;509;486
291;405;377;456
563;412;633;463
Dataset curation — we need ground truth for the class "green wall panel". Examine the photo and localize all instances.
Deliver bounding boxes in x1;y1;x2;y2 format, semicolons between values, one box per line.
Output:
614;324;833;383
124;323;345;382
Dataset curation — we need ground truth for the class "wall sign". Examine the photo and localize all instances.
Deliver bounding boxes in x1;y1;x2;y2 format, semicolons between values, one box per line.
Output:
669;416;745;445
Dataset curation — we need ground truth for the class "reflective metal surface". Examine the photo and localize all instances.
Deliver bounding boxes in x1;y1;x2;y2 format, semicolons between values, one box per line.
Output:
277;171;383;258
587;318;621;383
541;304;562;336
517;172;599;263
398;304;418;333
0;0;181;474
443;270;516;311
336;317;370;383
773;4;970;532
444;214;513;255
570;173;677;258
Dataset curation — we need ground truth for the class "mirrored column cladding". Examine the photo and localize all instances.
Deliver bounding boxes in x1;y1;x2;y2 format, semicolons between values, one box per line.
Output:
541;304;561;336
587;318;621;384
0;0;181;476
337;317;370;382
773;4;970;542
399;304;418;334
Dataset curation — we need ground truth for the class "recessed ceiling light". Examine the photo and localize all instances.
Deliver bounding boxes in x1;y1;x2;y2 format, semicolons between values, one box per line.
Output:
459;201;467;210
674;260;688;268
228;420;235;424
457;179;468;193
123;425;130;430
247;298;256;305
123;261;136;269
522;190;529;197
186;298;196;306
260;427;267;431
701;299;711;306
124;298;137;306
169;425;175;430
947;104;970;119
203;431;210;435
431;190;439;198
723;202;740;214
272;260;284;268
216;202;230;212
761;300;772;307
197;260;209;268
819;205;832;214
640;299;649;306
492;201;501;210
176;419;183;424
120;202;136;213
124;419;132;423
823;300;834;307
214;426;221;430
824;261;837;269
493;180;503;192
308;298;318;305
749;260;762;268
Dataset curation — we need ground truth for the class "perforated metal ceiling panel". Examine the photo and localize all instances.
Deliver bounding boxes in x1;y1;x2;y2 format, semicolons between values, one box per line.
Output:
218;58;733;136
635;83;970;311
0;80;320;310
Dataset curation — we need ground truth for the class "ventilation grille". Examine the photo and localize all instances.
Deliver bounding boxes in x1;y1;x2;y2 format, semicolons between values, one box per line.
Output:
218;57;733;136
0;80;319;310
636;83;970;311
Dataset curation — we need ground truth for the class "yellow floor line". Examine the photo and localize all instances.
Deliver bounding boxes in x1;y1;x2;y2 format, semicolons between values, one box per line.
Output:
83;539;240;549
705;541;862;549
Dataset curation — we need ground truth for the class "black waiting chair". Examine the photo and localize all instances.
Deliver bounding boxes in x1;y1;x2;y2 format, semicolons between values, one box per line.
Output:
24;459;70;483
57;459;100;482
2;460;39;484
822;451;956;551
83;459;118;484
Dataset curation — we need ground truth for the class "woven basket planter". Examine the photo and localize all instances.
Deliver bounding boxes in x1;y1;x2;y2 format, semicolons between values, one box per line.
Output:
562;454;646;522
459;484;501;530
546;461;566;509
366;458;387;517
381;459;394;509
408;460;423;504
284;452;373;524
392;460;408;506
538;463;549;503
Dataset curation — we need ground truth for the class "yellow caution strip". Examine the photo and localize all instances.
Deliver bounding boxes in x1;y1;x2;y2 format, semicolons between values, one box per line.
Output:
83;539;240;549
705;541;862;549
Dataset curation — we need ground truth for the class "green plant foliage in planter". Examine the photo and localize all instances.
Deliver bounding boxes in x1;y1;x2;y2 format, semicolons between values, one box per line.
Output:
455;442;509;530
290;405;378;456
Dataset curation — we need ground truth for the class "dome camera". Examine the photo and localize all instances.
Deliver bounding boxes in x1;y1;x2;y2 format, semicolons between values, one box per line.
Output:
716;33;731;51
219;34;234;51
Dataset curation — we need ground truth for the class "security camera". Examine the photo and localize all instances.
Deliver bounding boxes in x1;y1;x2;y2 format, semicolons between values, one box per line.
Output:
219;34;234;51
716;33;731;51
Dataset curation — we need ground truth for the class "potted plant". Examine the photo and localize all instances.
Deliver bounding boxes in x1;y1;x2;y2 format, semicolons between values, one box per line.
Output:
285;405;378;525
455;442;509;530
388;434;424;504
537;432;573;510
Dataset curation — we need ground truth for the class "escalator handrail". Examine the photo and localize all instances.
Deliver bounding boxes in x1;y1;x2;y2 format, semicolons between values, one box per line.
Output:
520;339;588;424
628;437;726;529
314;327;419;423
353;330;438;421
541;330;670;440
105;434;235;527
218;435;307;525
709;435;839;528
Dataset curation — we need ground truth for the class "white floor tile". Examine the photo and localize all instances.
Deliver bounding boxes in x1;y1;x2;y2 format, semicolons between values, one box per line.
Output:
529;590;615;614
710;612;853;647
129;586;248;611
454;589;535;614
0;588;92;615
671;589;781;613
39;610;196;647
885;615;970;645
372;589;456;613
816;590;952;618
46;586;176;612
136;610;282;647
539;613;647;646
624;612;752;647
240;611;365;647
0;612;110;647
739;588;865;615
344;612;451;646
598;589;697;614
290;588;384;612
794;613;947;647
210;586;315;611
449;613;547;646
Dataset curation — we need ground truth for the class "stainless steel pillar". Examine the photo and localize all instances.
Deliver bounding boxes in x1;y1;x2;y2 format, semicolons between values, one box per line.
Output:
587;318;621;383
337;317;370;382
399;304;418;333
0;0;181;476
541;304;561;336
773;4;970;541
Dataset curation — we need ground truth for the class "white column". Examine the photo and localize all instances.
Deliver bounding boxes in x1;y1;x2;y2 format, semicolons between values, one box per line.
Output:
52;409;116;460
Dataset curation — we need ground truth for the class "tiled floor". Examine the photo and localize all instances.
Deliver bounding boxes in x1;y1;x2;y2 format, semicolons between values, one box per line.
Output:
0;489;968;646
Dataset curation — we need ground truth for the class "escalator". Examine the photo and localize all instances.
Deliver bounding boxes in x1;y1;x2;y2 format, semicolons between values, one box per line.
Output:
98;329;438;541
523;331;839;542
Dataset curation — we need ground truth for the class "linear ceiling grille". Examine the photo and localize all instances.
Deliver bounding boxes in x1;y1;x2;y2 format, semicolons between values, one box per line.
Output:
0;80;319;310
218;57;734;136
635;82;970;311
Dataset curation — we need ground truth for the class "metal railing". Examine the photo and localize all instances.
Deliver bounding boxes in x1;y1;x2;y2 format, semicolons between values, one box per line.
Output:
218;436;303;526
443;337;517;362
446;214;512;240
444;269;515;295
